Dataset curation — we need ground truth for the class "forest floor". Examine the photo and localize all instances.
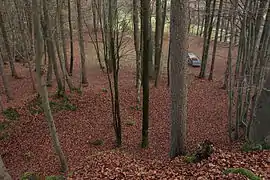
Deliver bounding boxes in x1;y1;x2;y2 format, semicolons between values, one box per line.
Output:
0;35;269;179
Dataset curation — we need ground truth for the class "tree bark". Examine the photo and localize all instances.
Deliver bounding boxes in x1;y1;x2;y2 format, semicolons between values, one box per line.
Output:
208;0;224;80
154;0;162;85
0;51;12;101
169;0;188;158
68;0;74;75
141;0;150;148
0;156;11;180
133;0;141;104
154;0;167;87
43;0;64;95
199;0;216;78
33;0;68;172
0;5;19;78
76;0;88;87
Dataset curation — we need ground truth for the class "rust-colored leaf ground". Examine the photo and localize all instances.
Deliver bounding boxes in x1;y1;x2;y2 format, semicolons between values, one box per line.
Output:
0;36;269;179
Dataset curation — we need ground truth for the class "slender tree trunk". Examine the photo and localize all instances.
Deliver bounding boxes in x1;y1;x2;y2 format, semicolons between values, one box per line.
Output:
148;14;154;78
224;13;230;42
199;0;216;78
196;0;200;36
154;0;167;87
43;0;64;95
0;51;12;101
76;0;88;87
169;0;188;158
103;0;113;73
208;0;224;80
0;7;19;78
141;0;150;148
54;25;74;92
58;0;69;72
33;0;68;172
133;0;141;104
92;0;104;71
227;9;236;141
68;0;74;75
167;39;171;87
109;0;122;146
46;57;53;87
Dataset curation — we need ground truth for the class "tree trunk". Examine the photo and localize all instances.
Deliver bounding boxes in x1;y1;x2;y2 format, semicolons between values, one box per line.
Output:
33;0;68;172
154;0;167;87
208;0;224;80
169;0;188;158
141;0;150;148
68;0;74;75
154;0;162;85
196;0;200;36
92;0;104;71
43;0;64;95
133;0;141;104
102;0;113;73
46;57;53;87
54;24;74;92
76;0;88;87
0;156;11;180
0;6;19;78
199;0;216;78
227;0;237;141
58;0;69;72
0;51;12;101
167;39;171;87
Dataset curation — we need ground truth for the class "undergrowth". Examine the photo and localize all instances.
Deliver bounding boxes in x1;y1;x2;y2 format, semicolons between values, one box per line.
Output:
1;108;19;140
3;107;20;121
184;140;214;163
224;168;261;180
91;139;104;146
125;120;136;126
241;142;270;152
28;95;77;115
21;172;65;180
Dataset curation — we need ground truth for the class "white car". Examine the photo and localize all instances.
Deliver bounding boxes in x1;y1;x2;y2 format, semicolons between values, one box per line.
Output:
187;53;201;67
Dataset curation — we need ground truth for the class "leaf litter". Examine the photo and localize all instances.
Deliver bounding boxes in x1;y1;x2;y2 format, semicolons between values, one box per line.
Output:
0;63;269;179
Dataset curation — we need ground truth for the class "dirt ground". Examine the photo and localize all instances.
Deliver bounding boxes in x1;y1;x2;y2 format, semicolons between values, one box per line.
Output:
0;35;237;108
83;34;238;80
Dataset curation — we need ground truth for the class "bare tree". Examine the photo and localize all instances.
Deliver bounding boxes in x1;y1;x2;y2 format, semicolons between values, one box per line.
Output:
141;0;151;148
68;0;74;75
154;0;167;87
0;2;19;78
169;0;188;158
199;0;216;78
76;0;88;87
33;0;68;172
208;0;224;80
0;50;12;101
42;0;64;95
133;0;141;104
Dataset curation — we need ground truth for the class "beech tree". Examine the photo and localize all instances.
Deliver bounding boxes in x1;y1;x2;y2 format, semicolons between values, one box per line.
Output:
141;0;151;148
169;0;188;158
0;156;11;180
0;2;19;78
33;0;68;172
132;0;141;104
76;0;88;87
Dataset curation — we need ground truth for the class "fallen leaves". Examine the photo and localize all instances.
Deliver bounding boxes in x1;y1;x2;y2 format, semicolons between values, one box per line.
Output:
0;63;269;179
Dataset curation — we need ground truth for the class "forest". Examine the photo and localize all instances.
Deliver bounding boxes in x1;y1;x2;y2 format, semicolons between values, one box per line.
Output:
0;0;270;179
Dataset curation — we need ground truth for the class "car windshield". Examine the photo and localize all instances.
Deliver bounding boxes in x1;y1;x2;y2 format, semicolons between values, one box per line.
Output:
191;58;199;61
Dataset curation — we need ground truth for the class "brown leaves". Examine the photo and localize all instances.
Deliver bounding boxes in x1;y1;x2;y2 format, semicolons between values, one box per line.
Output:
0;65;269;179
